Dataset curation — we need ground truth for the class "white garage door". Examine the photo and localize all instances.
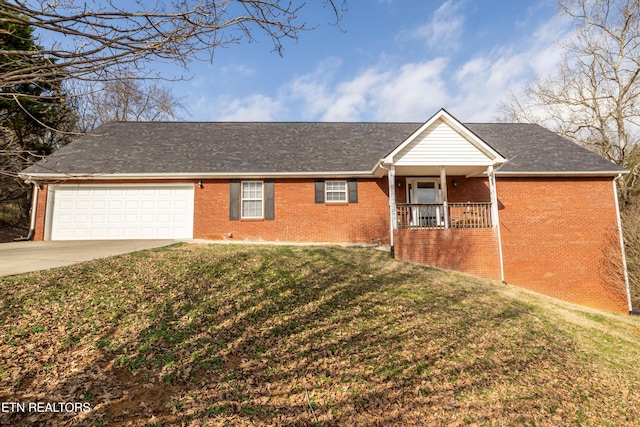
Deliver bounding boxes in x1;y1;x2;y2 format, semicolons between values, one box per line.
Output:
50;185;194;240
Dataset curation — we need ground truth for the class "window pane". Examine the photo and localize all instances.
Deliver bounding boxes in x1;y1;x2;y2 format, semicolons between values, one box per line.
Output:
326;181;345;191
326;180;347;202
241;181;263;218
326;191;346;201
242;200;262;218
242;181;262;199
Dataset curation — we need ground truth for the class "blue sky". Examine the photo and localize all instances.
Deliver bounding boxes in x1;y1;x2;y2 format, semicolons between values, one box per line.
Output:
138;0;576;122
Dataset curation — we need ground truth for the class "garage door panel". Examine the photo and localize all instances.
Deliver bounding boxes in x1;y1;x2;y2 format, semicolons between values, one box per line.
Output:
141;200;155;209
108;214;122;223
158;200;172;209
58;200;75;210
51;185;194;240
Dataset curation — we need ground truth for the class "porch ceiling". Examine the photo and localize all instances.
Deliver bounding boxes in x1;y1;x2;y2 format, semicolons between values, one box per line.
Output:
393;165;489;177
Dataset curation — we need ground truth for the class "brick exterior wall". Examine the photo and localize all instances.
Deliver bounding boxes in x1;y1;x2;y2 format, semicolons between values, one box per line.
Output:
497;177;628;313
194;178;390;244
31;175;628;313
394;228;502;281
33;183;48;241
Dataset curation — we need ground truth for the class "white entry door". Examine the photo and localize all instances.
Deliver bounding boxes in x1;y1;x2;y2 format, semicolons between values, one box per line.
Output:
406;179;443;227
49;185;194;240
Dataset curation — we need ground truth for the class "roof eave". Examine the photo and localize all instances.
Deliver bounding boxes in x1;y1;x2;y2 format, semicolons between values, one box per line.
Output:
495;170;628;177
19;170;378;181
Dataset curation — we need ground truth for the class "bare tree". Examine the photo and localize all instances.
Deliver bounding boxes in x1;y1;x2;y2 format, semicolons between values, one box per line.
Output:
0;1;345;93
500;0;640;204
71;75;188;132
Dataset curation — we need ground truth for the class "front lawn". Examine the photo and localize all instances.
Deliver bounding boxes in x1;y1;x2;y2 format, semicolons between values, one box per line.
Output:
1;244;639;426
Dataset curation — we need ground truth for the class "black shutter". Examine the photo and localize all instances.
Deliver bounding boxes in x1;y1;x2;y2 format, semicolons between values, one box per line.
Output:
264;179;275;220
314;180;324;204
348;179;358;203
229;180;240;220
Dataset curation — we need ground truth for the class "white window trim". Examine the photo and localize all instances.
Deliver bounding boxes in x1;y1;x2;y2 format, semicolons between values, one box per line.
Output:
405;178;442;204
325;180;348;203
241;180;264;219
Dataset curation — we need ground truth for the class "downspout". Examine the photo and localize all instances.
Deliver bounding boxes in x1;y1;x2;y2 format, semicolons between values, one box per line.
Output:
613;174;632;314
377;161;395;257
14;181;39;241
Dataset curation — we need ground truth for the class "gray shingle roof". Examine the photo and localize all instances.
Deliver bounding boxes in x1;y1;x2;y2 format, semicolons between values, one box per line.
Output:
464;123;625;174
23;122;420;176
22;121;625;177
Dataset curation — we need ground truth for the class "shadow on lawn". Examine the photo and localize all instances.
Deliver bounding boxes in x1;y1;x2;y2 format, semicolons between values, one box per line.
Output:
2;245;551;426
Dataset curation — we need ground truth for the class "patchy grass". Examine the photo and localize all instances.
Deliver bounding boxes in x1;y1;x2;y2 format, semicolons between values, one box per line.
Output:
1;243;640;426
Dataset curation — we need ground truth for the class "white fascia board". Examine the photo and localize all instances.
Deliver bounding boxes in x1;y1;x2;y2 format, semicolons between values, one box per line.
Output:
19;170;377;181
383;108;507;164
495;170;627;177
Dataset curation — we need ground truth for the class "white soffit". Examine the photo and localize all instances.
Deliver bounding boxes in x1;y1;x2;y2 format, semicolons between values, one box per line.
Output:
383;109;506;167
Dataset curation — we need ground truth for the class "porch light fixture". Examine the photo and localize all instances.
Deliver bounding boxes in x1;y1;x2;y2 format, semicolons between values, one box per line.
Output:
198;180;203;189
452;180;457;188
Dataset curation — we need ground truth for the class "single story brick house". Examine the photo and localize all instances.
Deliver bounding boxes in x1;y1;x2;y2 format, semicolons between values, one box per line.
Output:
20;109;631;313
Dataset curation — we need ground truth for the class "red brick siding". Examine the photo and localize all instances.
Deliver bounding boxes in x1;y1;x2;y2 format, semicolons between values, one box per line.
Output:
33;183;48;241
447;177;491;203
497;177;627;313
193;178;390;244
394;228;501;281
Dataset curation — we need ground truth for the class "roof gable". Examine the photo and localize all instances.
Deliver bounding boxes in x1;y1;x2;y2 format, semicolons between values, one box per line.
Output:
383;109;506;167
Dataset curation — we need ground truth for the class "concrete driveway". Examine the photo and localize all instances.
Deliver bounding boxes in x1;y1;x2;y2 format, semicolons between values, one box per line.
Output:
0;240;177;277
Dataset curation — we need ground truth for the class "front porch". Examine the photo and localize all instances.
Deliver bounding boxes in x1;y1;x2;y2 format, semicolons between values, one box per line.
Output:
389;175;503;282
375;109;507;281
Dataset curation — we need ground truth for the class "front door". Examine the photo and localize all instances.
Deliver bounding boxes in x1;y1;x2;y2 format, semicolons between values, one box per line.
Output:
407;179;442;227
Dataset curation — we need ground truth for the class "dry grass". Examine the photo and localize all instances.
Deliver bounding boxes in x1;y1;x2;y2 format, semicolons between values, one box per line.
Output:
1;243;640;426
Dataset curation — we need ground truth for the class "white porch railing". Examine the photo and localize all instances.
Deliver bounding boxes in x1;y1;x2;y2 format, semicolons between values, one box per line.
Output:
397;203;492;229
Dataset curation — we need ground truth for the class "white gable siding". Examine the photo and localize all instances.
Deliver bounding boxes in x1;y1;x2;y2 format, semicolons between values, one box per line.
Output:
394;120;494;166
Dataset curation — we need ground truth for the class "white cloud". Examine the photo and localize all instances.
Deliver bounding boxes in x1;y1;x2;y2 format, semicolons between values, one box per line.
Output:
215;94;285;121
322;69;387;121
373;59;451;121
400;0;466;52
283;58;450;122
287;58;342;120
219;63;257;77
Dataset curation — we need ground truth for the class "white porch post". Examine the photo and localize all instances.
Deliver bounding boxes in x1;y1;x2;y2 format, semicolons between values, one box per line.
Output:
488;165;505;283
440;166;449;229
388;165;396;255
488;166;499;227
